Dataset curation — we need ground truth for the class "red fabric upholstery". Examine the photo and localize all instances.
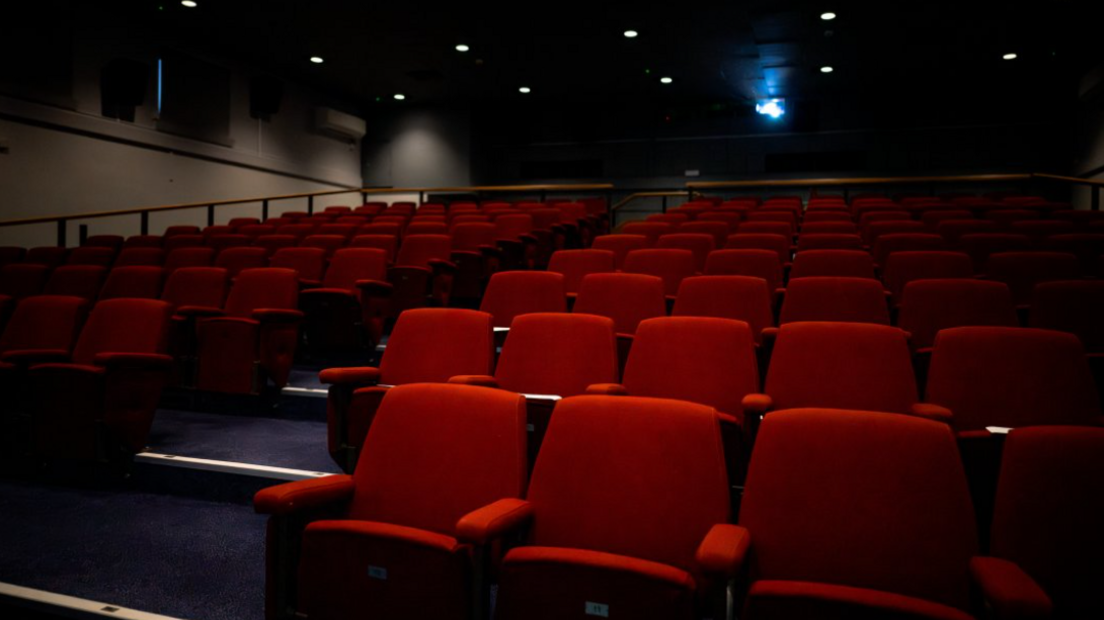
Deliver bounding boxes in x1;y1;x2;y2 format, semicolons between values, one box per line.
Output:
937;219;998;244
871;233;949;269
742;219;794;237
270;247;326;283
0;264;50;299
724;234;791;266
479;271;566;328
672;276;774;343
252;235;297;256
348;234;398;262
703;250;783;297
882;251;973;305
493;313;618;397
801;221;858;235
547;250;616;296
0;295;88;359
496;395;729;619
622;248;698;297
163;235;206;252
740;409;978;616
863;220;927;246
163;225;200;237
1010;220;1076;244
207;234;251;253
985;252;1081;307
1041;233;1104;274
300;235;346;258
780;277;890;325
762;322;918;413
656;233;716;272
620;222;675;247
43;265;107;300
678;221;731;246
790;250;876;280
573;273;666;336
66;247;115;267
114;247;165;267
449;222;496;251
24;247;69;268
925;327;1102;432
213;247;268;277
161;267;228;311
956;233;1031;273
1030;280;1104;353
795;234;864;252
99;266;165;300
299;248;390;352
898;279;1018;351
163;247;214;272
989;426;1104;617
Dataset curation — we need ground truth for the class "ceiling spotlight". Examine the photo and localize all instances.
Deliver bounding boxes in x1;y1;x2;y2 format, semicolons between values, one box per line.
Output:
181;0;198;6
820;66;834;73
455;44;470;52
1003;53;1018;60
660;77;673;84
519;86;532;94
309;56;324;64
394;93;406;100
821;12;836;20
624;30;639;38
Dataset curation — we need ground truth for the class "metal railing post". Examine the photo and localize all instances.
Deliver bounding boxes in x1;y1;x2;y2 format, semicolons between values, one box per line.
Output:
56;220;67;247
207;205;215;226
308;196;314;215
1094;186;1101;212
140;212;149;235
262;199;270;221
78;224;88;245
662;196;668;213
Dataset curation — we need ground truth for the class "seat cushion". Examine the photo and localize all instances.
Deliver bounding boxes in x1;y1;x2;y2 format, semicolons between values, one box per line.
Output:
496;546;697;620
744;580;976;620
298;520;470;620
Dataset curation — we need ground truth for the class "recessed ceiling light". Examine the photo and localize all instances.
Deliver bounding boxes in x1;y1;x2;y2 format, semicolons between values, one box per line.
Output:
821;12;836;20
519;86;532;94
1003;53;1018;60
660;77;673;84
820;66;834;73
624;30;639;38
181;0;198;7
394;93;406;100
455;44;470;52
309;56;324;64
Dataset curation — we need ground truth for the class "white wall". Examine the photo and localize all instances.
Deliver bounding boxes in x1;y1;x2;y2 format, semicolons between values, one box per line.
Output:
0;30;365;247
363;109;471;188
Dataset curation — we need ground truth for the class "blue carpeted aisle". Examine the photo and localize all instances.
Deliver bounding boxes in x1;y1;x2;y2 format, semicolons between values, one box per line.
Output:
0;479;266;620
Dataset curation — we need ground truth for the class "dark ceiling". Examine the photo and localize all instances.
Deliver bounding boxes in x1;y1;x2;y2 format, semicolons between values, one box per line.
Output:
14;1;1104;124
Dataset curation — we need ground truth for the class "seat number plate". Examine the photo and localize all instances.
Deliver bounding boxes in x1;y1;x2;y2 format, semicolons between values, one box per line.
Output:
586;602;609;617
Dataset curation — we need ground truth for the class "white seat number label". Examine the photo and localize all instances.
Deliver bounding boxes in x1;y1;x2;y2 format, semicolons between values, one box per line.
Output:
586;602;609;617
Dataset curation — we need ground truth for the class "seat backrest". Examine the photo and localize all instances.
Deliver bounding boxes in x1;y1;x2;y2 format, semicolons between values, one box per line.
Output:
495;313;618;396
789;249;876;280
925;327;1102;431
704;249;784;293
677;221;731;246
71;246;118;267
672;275;774;342
898;279;1018;350
479;271;566;328
590;235;648;269
990;426;1104;616
622;248;698;297
956;233;1031;272
25;247;69;268
114;247;165;267
741;409;977;612
724;233;791;265
0;264;51;299
71;298;174;364
494;214;535;239
348;234;398;262
394;234;452;268
214;247;269;277
358;222;403;238
163;247;215;273
123;235;163;249
780;276;890;325
1041;233;1104;273
937;219;998;244
98;266;166;300
623;317;758;416
223;268;299;318
450;222;497;252
379;308;494;385
800;221;857;236
882;251;973;304
322;248;388;290
655;233;716;272
161;267;228;310
43;265;107;300
573;273;666;335
547;250;615;295
0;295;89;355
871;233;948;268
346;383;527;535
1030;280;1104;353
299;235;346;258
765;322;917;413
163;235;205;252
619;221;674;246
794;233;864;253
207;234;252;253
252;235;298;256
985;251;1081;306
863;219;926;245
739;221;794;238
316;223;358;238
270;247;327;282
526;395;729;574
163;225;200;237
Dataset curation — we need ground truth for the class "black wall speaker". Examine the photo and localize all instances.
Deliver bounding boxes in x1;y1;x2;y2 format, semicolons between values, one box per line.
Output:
250;75;283;120
101;58;149;121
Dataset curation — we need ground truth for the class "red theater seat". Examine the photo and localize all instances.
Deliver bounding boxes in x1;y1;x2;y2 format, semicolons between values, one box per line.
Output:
985;252;1080;308
98;266;165;300
384;234;455;315
794;233;864;252
725;233;792;267
479;271;566;329
114;247;165;267
213;247;268;278
298;248;391;355
590;234;648;270
547;250;616;298
672;276;774;343
194;268;303;394
321;308;494;472
623;248;698;298
882;251;973;305
656;233;716;272
779;277;890;325
255;384;528;620
898;279;1018;352
737;409;985;619
705;249;785;303
789;249;876;280
43;265;107;300
269;247;327;286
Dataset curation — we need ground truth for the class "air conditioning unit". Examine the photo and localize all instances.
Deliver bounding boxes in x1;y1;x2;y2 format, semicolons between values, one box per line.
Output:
315;107;366;140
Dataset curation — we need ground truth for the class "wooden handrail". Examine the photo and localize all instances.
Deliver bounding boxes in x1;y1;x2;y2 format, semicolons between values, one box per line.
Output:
687;173;1033;190
365;184;615;194
611;191;698;213
1031;173;1104;189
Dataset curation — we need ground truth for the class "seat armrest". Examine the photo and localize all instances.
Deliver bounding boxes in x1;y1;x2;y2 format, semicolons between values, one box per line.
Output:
741;393;773;417
909;403;953;424
319;367;381;386
174;305;225;318
585;383;629;396
252;308;305;323
427;258;458;274
518;233;538;244
0;349;72;366
93;352;174;370
355;279;394;296
696;524;751;579
478;244;503;258
455;498;533;545
448;375;499;388
254;475;356;516
969;557;1052;620
298;279;323;289
760;327;779;346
